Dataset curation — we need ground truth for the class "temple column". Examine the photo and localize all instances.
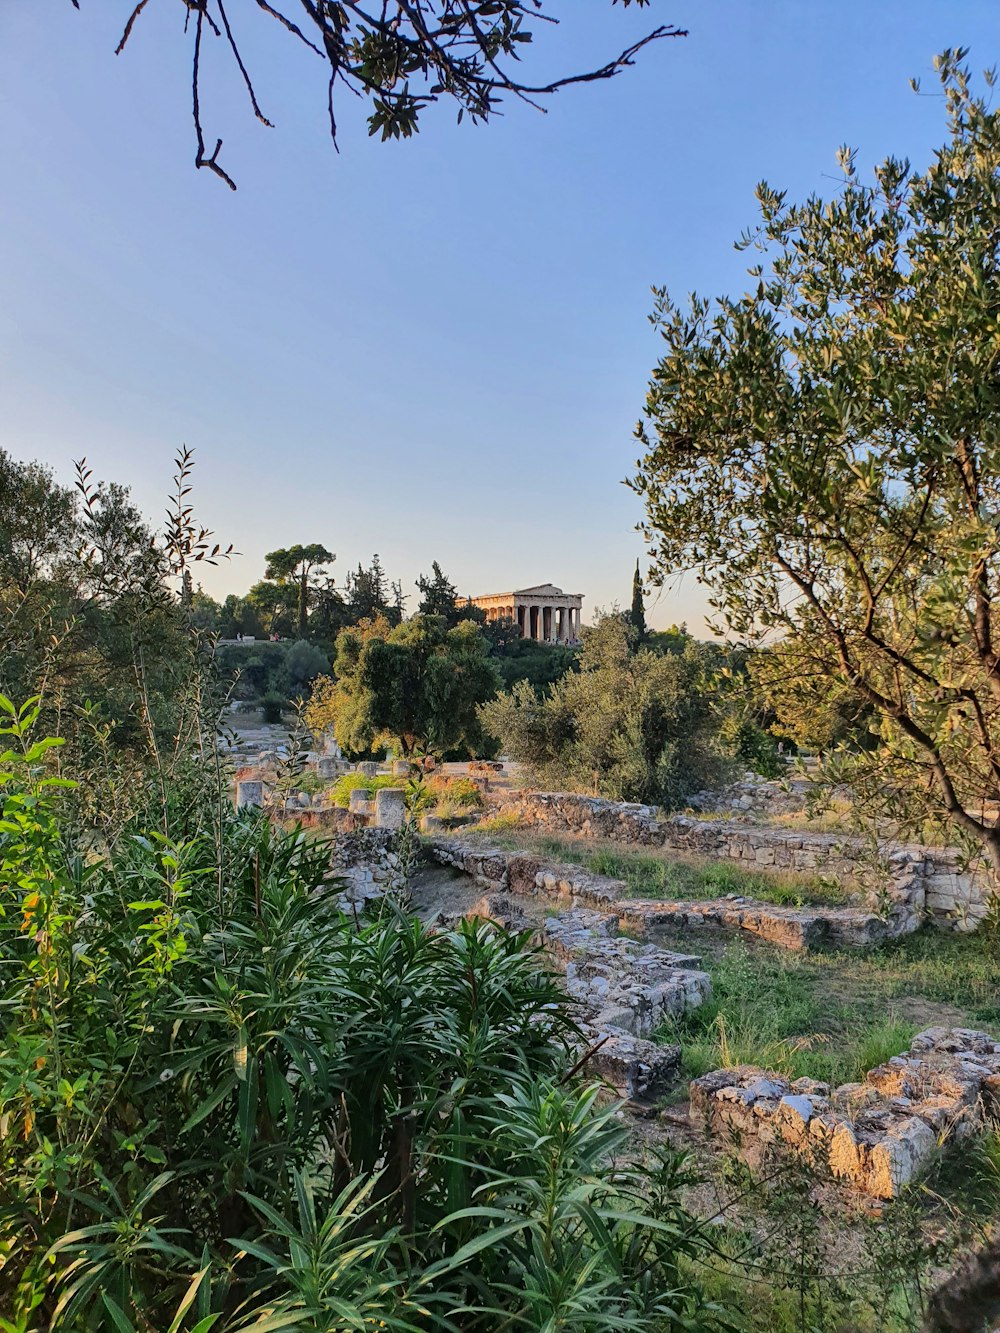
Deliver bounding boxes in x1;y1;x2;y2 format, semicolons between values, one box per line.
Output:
533;606;542;641
558;607;568;642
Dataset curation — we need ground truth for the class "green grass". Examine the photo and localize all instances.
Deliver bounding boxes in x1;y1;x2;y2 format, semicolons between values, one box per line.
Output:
657;927;1000;1088
811;927;1000;1024
465;826;854;908
330;772;403;807
658;940;917;1086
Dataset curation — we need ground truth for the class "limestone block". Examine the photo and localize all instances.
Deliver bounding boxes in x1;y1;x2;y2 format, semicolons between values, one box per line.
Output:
864;1117;937;1197
317;757;341;779
585;1031;681;1100
348;789;373;816
236;780;263;808
391;760;414;777
374;787;406;830
827;1121;861;1181
356;761;380;777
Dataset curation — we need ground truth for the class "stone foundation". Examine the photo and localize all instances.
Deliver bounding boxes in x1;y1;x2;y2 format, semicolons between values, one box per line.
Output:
690;1027;1000;1198
617;898;890;952
328;828;412;912
487;791;993;932
428;839;901;953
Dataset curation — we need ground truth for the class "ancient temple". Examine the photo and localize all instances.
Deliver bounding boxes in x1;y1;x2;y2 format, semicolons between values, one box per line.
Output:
470;583;583;642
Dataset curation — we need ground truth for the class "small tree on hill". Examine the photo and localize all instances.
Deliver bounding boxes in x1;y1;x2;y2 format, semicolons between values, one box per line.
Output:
264;544;334;638
631;54;1000;878
346;554;399;626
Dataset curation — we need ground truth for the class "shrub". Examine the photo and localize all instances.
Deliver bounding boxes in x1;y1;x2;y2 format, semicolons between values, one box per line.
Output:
261;691;286;723
331;772;402;807
424;774;483;808
0;696;725;1330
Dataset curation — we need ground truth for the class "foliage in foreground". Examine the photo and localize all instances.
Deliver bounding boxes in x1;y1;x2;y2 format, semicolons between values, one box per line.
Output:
0;696;724;1332
101;0;685;188
632;53;1000;886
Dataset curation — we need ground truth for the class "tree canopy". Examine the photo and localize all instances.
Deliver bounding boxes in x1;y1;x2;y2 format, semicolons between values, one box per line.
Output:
631;53;1000;872
629;560;647;641
319;613;500;757
265;543;334;638
480;612;728;806
95;0;686;190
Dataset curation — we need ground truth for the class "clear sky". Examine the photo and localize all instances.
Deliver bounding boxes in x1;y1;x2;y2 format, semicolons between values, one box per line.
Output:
2;2;997;630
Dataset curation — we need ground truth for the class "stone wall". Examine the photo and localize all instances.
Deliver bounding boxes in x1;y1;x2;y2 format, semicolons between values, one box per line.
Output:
690;1027;1000;1199
487;790;992;932
328;827;413;913
429;838;899;953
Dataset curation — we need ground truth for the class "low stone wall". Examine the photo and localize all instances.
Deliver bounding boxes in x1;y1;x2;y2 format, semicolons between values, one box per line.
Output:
690;1027;1000;1199
428;838;897;953
686;773;821;819
542;907;711;1036
487;791;992;932
617;898;890;952
429;839;621;908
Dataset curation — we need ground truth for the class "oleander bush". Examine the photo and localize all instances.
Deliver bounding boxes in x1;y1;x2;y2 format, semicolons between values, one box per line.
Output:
0;693;726;1332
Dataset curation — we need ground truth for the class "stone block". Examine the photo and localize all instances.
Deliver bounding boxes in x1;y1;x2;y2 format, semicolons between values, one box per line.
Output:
374;787;407;830
864;1117;937;1197
236;780;263;808
356;761;380;777
348;788;373;815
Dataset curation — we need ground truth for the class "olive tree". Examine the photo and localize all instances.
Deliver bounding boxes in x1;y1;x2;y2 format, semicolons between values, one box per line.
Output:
87;1;685;189
481;612;727;805
631;54;1000;877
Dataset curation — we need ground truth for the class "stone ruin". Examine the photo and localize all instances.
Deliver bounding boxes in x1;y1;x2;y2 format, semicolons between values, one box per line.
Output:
428;840;716;1101
426;835;1000;1196
328;827;413;913
485;789;993;932
429;837;898;956
233;750;409;833
690;1027;1000;1199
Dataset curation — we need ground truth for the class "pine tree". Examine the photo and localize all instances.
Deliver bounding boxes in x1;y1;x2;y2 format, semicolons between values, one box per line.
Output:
416;561;459;622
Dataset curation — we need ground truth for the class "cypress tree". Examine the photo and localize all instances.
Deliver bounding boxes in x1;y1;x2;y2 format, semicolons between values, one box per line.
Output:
630;560;647;641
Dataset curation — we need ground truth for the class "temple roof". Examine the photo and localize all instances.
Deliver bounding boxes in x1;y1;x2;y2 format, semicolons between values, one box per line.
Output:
470;583;583;601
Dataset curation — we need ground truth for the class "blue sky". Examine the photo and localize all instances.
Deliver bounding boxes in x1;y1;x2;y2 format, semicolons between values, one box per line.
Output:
1;2;997;630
